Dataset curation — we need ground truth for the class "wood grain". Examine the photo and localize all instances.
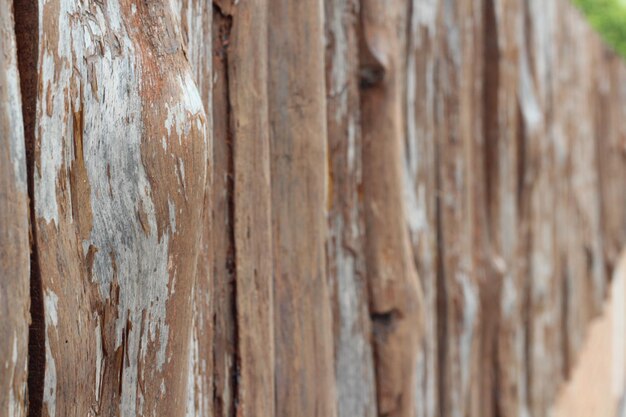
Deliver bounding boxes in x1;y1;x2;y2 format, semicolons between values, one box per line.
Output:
31;1;207;415
268;0;337;415
0;0;29;415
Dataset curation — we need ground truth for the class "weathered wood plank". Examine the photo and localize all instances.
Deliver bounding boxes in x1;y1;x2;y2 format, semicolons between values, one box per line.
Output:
435;1;485;415
405;1;440;416
0;0;29;415
2;0;626;416
176;1;213;415
358;1;426;416
593;51;626;276
268;0;337;415
324;0;377;416
548;4;602;375
227;0;275;415
520;1;565;415
483;1;526;416
31;1;207;415
211;5;236;416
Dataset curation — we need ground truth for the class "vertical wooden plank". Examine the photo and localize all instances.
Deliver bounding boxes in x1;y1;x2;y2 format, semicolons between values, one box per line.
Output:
436;0;484;415
325;0;377;416
593;50;626;276
405;1;440;416
210;1;275;416
520;1;564;415
0;0;29;414
229;0;275;415
483;1;526;416
268;0;337;415
32;1;208;415
359;1;426;416
211;4;236;416
176;1;214;415
550;3;596;373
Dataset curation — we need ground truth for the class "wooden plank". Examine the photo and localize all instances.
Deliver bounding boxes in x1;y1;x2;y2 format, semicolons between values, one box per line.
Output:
176;1;214;415
324;0;377;416
358;1;426;416
435;1;485;415
405;1;440;416
483;1;526;416
31;1;208;415
0;0;29;414
211;4;236;416
228;0;275;415
520;1;564;415
209;2;275;416
593;50;626;275
268;0;337;415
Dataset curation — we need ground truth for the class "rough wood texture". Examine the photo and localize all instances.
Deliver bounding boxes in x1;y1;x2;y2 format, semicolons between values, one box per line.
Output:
434;1;485;415
0;0;29;415
359;0;425;416
176;1;213;416
405;2;440;417
30;1;207;415
211;5;237;416
325;0;377;416
2;0;626;416
483;1;526;416
268;0;337;416
223;0;275;415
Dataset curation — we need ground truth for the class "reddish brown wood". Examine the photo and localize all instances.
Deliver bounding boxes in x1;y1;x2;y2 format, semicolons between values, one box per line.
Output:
1;1;626;416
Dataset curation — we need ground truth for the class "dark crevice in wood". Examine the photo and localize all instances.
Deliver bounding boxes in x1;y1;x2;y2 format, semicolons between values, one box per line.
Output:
371;309;401;342
522;281;532;415
482;0;500;241
561;258;571;380
516;104;527;214
212;5;239;417
482;2;504;415
516;98;533;413
13;0;44;415
359;66;385;90
434;68;448;417
519;4;534;411
492;321;503;417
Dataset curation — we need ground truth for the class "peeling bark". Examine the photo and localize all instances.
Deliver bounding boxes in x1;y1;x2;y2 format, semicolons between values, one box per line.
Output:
29;1;207;415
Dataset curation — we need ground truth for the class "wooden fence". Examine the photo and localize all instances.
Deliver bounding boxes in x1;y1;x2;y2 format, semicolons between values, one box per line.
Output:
1;0;626;416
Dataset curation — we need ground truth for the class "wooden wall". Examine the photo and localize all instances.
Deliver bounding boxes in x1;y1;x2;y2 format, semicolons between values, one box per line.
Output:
1;0;625;416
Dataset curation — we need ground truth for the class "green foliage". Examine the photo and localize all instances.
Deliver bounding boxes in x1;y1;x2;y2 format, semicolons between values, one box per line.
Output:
573;0;626;57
